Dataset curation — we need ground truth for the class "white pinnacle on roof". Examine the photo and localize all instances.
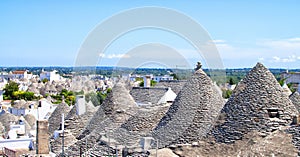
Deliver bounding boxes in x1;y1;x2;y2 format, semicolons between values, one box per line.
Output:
282;83;292;96
158;87;177;104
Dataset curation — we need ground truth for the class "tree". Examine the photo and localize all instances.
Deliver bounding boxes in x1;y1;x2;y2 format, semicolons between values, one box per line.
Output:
278;78;286;86
287;83;296;93
3;81;19;100
85;88;111;106
42;78;49;83
222;89;232;99
106;88;112;93
74;90;84;95
51;89;75;105
85;92;106;106
170;73;178;80
229;77;234;85
11;91;35;101
139;80;157;87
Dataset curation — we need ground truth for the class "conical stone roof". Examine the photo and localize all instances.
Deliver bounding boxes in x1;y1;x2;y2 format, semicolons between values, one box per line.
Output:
290;91;300;113
211;63;298;143
48;102;71;134
0;113;18;132
66;81;138;156
50;102;98;155
24;114;36;128
79;81;137;138
0;122;4;134
152;68;225;147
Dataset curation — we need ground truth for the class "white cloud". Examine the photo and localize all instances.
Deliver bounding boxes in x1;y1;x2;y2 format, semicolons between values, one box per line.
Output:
270;55;298;63
287;38;300;42
98;53;130;59
99;53;105;57
259;38;300;50
106;54;130;59
272;56;280;62
211;39;226;43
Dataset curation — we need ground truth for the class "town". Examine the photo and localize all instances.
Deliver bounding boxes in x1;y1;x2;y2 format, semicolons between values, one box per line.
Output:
2;1;300;156
0;63;299;156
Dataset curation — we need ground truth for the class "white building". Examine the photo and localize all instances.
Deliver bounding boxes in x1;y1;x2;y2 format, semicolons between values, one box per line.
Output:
281;71;300;92
75;95;86;115
153;75;174;82
37;98;56;120
0;90;3;102
0;77;8;90
129;74;142;82
18;83;28;91
8;99;56;120
0;138;34;151
158;88;177;104
40;70;61;82
10;70;32;80
143;75;151;87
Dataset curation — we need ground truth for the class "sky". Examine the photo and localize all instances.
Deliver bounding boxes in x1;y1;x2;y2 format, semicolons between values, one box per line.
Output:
1;1;300;69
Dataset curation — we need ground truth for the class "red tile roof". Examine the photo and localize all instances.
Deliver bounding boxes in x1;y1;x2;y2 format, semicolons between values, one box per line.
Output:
12;70;26;74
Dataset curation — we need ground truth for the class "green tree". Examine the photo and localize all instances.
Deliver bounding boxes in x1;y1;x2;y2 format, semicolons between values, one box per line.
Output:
170;73;178;80
139;80;157;87
51;89;76;105
106;88;112;93
222;89;232;99
42;78;49;83
229;77;234;85
74;90;84;95
278;78;286;86
85;88;111;106
3;81;19;100
287;83;296;93
23;92;34;100
85;92;106;106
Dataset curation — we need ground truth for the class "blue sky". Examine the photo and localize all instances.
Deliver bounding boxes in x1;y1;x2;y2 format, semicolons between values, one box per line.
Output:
1;1;300;68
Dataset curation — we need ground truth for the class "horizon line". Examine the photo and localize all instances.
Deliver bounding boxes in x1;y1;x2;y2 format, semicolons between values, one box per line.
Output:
0;65;297;70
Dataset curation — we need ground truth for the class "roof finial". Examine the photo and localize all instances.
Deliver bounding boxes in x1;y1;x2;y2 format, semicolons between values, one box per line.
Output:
194;61;202;71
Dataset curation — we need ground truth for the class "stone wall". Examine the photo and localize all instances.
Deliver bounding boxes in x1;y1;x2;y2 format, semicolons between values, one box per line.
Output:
37;120;49;154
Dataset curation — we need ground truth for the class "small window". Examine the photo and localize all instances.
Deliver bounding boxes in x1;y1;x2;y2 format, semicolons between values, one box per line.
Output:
267;108;279;118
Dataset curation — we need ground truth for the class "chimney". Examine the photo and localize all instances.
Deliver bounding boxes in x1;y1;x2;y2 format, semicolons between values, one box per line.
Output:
144;76;151;87
36;120;49;154
76;95;86;115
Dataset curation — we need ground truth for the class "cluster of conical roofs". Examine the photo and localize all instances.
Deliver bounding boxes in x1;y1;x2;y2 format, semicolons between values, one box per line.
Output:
48;62;300;156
